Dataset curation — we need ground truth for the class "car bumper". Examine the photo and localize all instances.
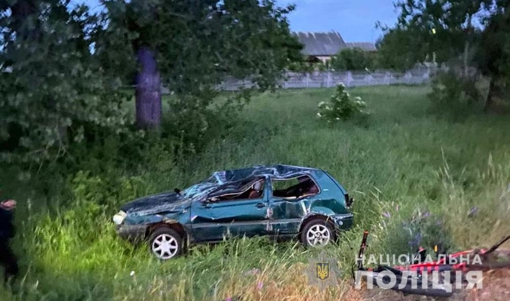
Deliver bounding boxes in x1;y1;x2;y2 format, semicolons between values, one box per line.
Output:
115;224;148;243
330;213;354;230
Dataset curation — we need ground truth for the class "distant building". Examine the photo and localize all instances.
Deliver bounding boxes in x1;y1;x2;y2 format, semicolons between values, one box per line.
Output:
292;31;377;63
345;42;377;52
292;32;347;63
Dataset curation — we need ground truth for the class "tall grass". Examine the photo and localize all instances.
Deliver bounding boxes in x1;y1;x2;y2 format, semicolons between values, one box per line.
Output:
1;85;510;300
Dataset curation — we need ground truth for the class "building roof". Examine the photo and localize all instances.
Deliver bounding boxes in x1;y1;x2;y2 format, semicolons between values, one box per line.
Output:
292;31;347;56
346;42;377;52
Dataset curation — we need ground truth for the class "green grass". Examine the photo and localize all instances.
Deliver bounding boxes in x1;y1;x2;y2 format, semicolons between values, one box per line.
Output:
1;85;510;300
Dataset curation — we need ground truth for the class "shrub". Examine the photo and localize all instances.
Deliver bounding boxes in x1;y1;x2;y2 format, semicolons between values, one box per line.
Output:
381;207;454;258
330;47;375;71
428;71;482;120
162;92;243;158
317;84;369;122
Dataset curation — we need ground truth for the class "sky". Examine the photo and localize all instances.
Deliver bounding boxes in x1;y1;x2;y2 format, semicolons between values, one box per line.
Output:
83;0;400;43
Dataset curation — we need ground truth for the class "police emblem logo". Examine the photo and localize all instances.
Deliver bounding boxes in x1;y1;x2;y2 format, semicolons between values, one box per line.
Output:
305;251;342;291
316;263;329;280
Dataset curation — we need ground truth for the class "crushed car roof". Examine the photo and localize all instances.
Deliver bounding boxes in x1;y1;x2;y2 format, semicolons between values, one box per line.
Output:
121;164;324;214
212;164;319;184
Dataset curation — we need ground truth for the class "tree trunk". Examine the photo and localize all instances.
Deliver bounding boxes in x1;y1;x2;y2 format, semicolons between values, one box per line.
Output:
464;14;472;78
463;40;469;77
484;77;501;113
135;46;162;129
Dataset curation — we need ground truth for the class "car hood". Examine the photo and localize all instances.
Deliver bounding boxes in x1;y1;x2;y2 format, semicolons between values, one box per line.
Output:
120;191;190;215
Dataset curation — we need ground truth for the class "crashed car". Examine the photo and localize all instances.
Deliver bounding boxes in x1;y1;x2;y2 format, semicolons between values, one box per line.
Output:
113;164;354;260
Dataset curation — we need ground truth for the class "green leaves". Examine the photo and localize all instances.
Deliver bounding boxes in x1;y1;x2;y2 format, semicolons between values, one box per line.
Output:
100;0;300;98
1;0;302;164
427;70;482;120
330;47;375;71
381;0;486;68
316;84;369;123
0;0;132;165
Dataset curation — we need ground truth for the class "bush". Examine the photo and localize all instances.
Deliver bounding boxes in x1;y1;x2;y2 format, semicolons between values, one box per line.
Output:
317;84;369;122
428;71;482;120
381;207;454;258
330;47;375;71
162;92;244;159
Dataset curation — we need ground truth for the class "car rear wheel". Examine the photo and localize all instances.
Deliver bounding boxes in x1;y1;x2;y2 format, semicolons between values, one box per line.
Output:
149;227;183;260
300;219;336;248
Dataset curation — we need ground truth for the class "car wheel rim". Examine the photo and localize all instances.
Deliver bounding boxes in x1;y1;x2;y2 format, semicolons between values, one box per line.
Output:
152;234;179;259
306;224;331;246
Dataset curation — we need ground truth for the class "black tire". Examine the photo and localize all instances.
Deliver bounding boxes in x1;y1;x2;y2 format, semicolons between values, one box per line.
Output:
148;227;183;260
300;218;336;248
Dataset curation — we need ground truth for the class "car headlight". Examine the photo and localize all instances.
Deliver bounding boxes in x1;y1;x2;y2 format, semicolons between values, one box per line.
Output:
113;210;127;225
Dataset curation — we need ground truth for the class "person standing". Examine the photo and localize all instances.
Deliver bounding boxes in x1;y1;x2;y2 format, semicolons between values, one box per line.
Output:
0;199;18;285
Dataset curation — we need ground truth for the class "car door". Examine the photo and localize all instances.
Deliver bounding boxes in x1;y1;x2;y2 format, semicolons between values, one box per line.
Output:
190;179;270;243
267;174;321;236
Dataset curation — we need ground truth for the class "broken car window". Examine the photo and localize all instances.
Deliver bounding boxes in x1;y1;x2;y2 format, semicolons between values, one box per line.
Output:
208;179;265;202
271;175;319;199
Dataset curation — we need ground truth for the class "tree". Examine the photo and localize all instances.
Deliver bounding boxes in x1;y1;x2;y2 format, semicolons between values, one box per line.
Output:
375;28;420;71
98;0;302;129
330;47;374;71
379;0;510;112
378;0;488;68
0;0;131;164
474;3;510;112
0;0;302;163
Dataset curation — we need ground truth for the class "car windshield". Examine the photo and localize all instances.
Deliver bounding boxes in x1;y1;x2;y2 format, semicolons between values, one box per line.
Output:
180;175;220;198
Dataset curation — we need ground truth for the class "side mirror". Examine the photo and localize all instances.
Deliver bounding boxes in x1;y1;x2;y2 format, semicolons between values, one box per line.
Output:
346;197;354;208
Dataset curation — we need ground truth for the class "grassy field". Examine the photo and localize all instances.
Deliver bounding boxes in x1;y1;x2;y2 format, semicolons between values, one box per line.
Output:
1;85;510;301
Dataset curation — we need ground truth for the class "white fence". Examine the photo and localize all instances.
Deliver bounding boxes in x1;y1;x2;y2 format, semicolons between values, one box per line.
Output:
216;67;439;91
159;67;442;94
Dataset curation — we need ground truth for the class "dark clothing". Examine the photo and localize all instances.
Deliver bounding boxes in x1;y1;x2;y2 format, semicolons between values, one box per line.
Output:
0;242;18;281
0;208;15;240
0;207;18;283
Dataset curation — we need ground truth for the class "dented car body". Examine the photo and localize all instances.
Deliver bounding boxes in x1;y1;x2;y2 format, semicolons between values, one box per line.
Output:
113;164;354;259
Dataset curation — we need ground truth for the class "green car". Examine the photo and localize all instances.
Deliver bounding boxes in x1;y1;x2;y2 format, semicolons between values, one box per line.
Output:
112;164;354;260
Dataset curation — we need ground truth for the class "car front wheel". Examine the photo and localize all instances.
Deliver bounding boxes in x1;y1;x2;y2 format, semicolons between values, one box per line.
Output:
148;227;183;260
300;219;336;248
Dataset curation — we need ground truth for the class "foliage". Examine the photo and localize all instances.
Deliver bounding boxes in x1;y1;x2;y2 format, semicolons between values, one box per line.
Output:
375;28;421;71
161;92;245;157
472;4;510;112
0;0;132;165
427;71;482;120
0;0;303;164
98;0;303;128
386;0;487;66
330;47;374;71
374;1;494;72
286;60;314;73
380;0;510;112
317;84;369;122
474;5;510;79
378;205;452;257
